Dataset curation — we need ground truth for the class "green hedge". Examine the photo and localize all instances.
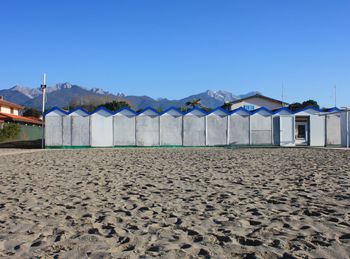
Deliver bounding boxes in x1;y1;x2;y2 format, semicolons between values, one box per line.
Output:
0;123;21;142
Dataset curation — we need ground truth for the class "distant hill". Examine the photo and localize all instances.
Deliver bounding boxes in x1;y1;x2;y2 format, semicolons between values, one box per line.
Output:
0;82;261;110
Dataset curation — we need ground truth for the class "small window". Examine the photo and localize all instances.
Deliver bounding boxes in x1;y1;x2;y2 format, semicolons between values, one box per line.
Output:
243;105;255;111
10;108;14;114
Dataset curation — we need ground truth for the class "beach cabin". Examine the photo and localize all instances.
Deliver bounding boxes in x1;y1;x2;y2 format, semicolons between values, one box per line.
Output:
62;114;72;146
341;110;350;147
294;107;325;146
90;107;113;147
206;108;228;146
45;108;66;147
250;108;273;145
272;108;295;146
325;108;341;146
136;108;160;146
228;108;250;145
159;108;183;146
113;107;137;146
69;108;90;147
183;108;206;146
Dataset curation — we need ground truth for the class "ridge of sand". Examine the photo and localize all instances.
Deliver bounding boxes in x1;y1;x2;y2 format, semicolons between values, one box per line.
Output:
0;148;349;258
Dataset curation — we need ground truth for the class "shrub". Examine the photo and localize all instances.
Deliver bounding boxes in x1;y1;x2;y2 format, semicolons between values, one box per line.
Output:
0;123;21;142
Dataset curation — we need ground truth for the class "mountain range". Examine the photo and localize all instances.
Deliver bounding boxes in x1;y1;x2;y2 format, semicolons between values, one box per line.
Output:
0;83;260;110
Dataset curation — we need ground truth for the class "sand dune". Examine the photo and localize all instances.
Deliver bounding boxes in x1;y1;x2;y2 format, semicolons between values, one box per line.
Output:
0;148;349;258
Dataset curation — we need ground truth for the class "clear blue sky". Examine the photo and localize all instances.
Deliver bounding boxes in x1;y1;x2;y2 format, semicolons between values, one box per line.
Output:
0;0;349;107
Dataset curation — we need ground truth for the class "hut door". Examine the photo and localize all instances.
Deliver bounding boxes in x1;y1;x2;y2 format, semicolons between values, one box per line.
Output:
310;115;325;146
280;116;294;146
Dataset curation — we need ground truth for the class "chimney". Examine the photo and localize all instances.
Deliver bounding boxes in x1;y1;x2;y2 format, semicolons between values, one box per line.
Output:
0;96;3;100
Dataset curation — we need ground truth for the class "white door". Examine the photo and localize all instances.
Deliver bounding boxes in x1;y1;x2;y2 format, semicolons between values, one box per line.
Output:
280;116;294;146
310;115;325;146
295;121;308;145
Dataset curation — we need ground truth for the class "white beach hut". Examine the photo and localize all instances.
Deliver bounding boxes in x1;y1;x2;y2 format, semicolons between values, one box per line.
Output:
136;108;160;146
183;108;207;146
272;108;295;146
90;107;113;147
324;108;341;146
113;107;137;146
228;108;250;145
159;108;183;146
206;108;228;146
340;109;350;148
68;108;90;147
293;107;325;147
45;107;66;147
250;108;273;145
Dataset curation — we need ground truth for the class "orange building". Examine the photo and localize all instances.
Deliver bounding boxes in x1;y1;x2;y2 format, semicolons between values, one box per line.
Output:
0;96;41;126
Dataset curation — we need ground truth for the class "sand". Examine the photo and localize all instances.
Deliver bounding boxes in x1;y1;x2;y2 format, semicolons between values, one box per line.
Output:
0;147;349;258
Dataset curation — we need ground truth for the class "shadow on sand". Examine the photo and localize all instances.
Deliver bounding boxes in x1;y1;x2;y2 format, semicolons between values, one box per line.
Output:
0;139;42;149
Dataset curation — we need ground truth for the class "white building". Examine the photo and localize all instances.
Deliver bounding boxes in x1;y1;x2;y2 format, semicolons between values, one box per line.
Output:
229;94;288;111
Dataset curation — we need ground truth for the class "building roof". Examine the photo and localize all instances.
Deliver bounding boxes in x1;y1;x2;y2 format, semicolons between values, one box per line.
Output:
0;112;42;125
229;94;288;106
0;98;24;109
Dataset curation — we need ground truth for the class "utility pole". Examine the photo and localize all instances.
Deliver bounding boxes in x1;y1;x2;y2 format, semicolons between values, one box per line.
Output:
41;74;47;149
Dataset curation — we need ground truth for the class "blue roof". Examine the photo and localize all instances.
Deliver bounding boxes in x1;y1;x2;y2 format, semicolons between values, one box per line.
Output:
324;107;341;113
112;106;137;115
250;107;274;115
137;107;160;115
207;107;229;115
184;106;208;115
160;107;184;116
90;106;113;115
272;107;293;115
293;106;322;114
67;107;90;116
229;107;252;115
44;106;68;116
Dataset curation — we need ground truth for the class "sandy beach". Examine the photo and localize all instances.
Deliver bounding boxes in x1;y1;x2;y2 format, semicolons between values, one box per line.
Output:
0;147;349;258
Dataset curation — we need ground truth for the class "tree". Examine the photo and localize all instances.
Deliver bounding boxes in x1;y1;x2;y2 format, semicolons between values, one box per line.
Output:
23;108;41;118
221;102;233;111
288;100;320;111
155;107;163;113
185;99;201;109
99;100;131;112
64;95;134;112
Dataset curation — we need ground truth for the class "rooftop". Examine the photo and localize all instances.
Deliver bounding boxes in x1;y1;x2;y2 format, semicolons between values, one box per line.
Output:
0;97;24;110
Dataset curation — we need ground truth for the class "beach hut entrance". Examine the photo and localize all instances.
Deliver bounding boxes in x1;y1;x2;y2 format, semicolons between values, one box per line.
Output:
295;117;309;145
279;116;295;146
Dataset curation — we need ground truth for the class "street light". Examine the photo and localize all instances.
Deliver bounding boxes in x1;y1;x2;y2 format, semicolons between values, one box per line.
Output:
341;107;349;148
41;74;47;149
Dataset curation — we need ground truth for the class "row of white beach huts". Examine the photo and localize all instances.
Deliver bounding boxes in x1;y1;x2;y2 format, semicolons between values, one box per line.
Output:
44;106;350;148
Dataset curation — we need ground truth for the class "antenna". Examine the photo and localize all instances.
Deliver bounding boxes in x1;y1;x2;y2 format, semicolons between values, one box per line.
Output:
281;82;285;107
334;84;337;107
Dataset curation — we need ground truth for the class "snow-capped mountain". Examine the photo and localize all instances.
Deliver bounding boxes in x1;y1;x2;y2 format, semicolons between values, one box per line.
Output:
0;83;261;110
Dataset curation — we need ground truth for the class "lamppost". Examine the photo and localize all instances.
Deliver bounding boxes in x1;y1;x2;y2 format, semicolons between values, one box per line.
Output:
41;74;47;149
341;107;349;148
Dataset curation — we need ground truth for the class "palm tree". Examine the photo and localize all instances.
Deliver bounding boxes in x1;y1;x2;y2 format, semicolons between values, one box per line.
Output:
185;99;201;109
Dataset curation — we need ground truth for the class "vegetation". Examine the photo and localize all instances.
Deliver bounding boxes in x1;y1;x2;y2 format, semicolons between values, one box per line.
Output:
221;102;233;111
23;108;41;118
288;100;320;111
101;100;131;112
184;99;211;112
64;95;133;112
0;123;21;142
185;99;201;109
